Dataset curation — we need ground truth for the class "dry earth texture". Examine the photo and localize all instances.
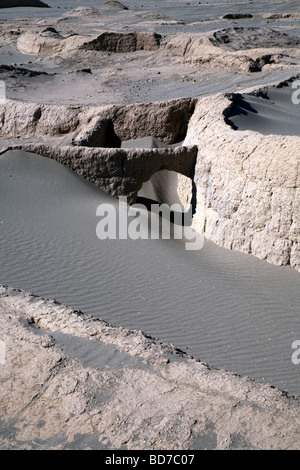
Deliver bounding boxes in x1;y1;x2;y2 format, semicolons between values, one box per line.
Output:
1;285;300;450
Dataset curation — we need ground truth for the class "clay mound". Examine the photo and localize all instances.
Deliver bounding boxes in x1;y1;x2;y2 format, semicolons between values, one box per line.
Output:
222;13;253;20
136;12;169;20
210;27;300;51
65;7;102;17
17;30;88;55
81;31;162;53
0;0;50;7
16;29;161;57
166;35;262;73
103;1;128;10
264;12;300;20
40;27;63;39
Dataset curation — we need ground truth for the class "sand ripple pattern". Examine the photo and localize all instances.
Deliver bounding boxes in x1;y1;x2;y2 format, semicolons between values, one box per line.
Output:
1;151;300;396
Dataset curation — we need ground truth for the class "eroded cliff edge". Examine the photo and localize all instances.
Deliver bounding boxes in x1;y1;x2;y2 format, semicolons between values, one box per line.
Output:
1;81;299;271
185;82;300;272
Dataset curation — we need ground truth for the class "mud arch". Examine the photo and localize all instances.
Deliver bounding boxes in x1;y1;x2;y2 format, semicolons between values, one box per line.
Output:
0;143;198;204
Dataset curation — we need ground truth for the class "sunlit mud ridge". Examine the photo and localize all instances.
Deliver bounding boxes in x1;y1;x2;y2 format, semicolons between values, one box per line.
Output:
14;25;300;75
184;78;300;272
0;97;197;203
1;285;300;451
1;76;299;271
0;97;196;145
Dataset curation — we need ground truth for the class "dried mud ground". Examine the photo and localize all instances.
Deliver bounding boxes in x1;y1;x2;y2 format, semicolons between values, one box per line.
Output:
1;285;300;450
0;0;300;107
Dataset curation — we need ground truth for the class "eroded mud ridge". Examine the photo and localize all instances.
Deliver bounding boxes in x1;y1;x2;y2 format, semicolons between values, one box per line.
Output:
1;78;299;271
1;285;300;451
1;6;300;107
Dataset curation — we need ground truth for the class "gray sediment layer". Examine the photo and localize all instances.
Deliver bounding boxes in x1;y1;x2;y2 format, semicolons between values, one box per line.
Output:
0;0;50;8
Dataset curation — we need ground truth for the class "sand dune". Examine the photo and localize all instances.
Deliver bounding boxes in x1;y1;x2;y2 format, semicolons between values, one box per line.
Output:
226;82;300;136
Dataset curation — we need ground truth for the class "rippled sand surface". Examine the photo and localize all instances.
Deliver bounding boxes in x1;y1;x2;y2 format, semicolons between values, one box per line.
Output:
227;85;300;136
1;150;300;396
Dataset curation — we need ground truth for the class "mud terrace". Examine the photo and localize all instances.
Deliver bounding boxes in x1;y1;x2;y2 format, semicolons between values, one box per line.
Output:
1;285;300;450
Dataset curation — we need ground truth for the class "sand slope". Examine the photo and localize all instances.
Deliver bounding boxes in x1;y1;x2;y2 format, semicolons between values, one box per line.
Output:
226;85;300;136
0;150;300;398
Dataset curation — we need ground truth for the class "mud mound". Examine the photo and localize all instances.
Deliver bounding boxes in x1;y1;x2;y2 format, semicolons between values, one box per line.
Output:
81;32;162;53
264;12;300;20
65;7;101;17
222;13;253;20
210;27;300;51
17;30;88;55
103;1;128;10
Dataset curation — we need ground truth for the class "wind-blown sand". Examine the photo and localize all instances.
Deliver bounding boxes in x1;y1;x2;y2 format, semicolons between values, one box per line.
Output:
1;150;300;398
227;83;300;136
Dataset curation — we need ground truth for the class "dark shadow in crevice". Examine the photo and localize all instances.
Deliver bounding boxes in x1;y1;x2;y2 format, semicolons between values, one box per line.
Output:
136;196;193;227
191;179;197;218
224;94;259;130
